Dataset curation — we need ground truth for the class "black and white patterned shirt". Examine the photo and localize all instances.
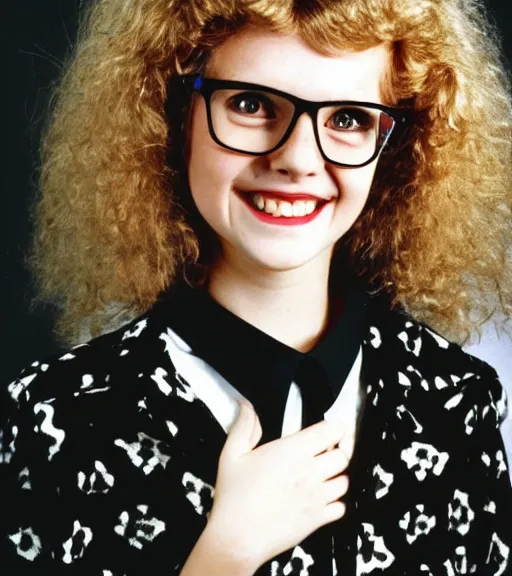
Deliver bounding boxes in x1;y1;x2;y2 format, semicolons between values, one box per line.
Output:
1;285;511;575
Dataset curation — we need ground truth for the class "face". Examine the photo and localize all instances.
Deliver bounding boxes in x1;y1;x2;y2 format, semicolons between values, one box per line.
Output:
187;27;390;274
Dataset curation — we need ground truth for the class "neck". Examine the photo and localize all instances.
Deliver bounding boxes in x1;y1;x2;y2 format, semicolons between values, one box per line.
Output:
207;249;338;352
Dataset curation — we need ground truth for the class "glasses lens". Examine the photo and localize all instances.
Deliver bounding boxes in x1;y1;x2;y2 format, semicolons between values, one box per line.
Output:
317;105;395;166
209;89;294;153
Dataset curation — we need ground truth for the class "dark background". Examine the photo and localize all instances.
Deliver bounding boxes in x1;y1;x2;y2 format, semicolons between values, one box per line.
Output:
4;0;512;383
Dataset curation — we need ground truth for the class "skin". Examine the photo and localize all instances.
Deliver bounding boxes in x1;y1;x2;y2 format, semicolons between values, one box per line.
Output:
181;27;390;575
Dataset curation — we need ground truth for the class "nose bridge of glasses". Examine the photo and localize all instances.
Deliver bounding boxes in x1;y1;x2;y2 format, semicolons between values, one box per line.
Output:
280;100;321;152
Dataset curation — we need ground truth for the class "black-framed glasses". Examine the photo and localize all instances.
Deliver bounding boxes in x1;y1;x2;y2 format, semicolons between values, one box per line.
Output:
186;75;409;168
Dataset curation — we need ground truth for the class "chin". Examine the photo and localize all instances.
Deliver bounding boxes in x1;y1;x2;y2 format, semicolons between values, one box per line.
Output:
242;249;324;273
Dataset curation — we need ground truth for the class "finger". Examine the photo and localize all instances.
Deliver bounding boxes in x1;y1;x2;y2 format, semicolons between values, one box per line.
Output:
322;475;349;505
291;419;346;457
319;501;346;527
314;448;349;481
222;401;261;460
248;407;263;449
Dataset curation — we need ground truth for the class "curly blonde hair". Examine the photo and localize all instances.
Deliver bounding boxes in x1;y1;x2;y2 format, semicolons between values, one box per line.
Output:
32;0;512;344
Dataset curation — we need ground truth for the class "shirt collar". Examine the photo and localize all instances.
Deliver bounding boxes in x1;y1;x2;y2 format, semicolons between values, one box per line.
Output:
156;281;368;441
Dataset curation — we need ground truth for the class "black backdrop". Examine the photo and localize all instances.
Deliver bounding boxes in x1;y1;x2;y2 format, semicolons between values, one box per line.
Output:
4;0;512;383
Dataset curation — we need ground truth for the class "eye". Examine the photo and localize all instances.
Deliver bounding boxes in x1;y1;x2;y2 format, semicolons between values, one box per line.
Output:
228;92;275;118
328;107;373;131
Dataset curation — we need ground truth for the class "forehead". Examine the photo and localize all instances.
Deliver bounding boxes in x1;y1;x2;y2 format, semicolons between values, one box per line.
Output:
207;27;390;103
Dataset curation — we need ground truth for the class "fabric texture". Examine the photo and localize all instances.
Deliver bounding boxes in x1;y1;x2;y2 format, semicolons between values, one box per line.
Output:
0;291;511;575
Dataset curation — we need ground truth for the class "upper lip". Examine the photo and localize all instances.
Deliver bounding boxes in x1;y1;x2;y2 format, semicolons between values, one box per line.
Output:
241;189;336;202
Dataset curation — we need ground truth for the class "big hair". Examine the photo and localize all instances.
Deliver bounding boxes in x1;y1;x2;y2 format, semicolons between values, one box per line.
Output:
32;0;512;344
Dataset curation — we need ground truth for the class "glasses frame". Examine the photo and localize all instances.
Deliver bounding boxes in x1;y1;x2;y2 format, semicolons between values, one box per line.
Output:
186;75;409;169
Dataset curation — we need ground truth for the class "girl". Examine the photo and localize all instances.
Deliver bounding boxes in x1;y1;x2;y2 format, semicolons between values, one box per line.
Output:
1;0;511;574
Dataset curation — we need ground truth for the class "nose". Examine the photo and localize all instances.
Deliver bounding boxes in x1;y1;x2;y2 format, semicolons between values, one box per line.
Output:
267;113;324;179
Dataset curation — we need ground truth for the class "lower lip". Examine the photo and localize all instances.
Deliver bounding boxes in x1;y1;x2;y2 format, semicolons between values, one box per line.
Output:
240;194;331;226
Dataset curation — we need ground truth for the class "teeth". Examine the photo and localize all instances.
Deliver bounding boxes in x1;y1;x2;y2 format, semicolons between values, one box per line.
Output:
293;202;306;217
264;198;277;214
305;201;316;215
280;202;293;217
252;194;320;217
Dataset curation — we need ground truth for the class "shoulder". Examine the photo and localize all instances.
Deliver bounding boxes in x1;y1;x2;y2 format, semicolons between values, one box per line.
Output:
363;297;507;427
4;311;169;410
0;306;199;465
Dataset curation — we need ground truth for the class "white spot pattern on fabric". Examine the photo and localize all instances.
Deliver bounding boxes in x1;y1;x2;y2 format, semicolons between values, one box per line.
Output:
424;328;450;349
0;425;18;464
493;387;507;420
78;460;115;494
398;504;436;544
465;407;477;435
434;376;449;390
114;432;170;475
401;442;449;481
150;367;173;396
270;546;314;576
8;373;37;403
114;505;166;550
496;450;507;478
486;532;510;576
373;464;394;500
444;393;463;410
19;466;32;490
175;371;196;402
62;520;93;564
166;420;179;436
182;472;214;516
397;405;423;434
368;326;382;348
453;546;468;575
59;353;76;361
406;365;429;391
33;402;65;461
398;372;412;388
83;386;110;396
398;330;422;357
448;490;475;536
81;374;94;389
332;537;338;576
8;527;42;561
356;523;395;575
443;558;456;576
122;319;148;340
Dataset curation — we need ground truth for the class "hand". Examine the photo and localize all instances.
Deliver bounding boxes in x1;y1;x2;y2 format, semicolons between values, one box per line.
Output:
205;401;351;571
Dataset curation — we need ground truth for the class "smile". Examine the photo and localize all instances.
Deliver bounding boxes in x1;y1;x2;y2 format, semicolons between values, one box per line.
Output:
239;190;332;226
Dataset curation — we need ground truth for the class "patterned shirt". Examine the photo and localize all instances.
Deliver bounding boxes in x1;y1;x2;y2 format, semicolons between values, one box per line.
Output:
1;285;511;575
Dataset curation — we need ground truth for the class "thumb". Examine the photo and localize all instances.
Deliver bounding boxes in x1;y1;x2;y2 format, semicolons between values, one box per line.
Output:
223;401;262;459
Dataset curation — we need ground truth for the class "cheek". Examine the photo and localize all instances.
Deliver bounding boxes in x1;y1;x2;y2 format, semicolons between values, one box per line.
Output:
188;102;247;207
334;163;376;202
